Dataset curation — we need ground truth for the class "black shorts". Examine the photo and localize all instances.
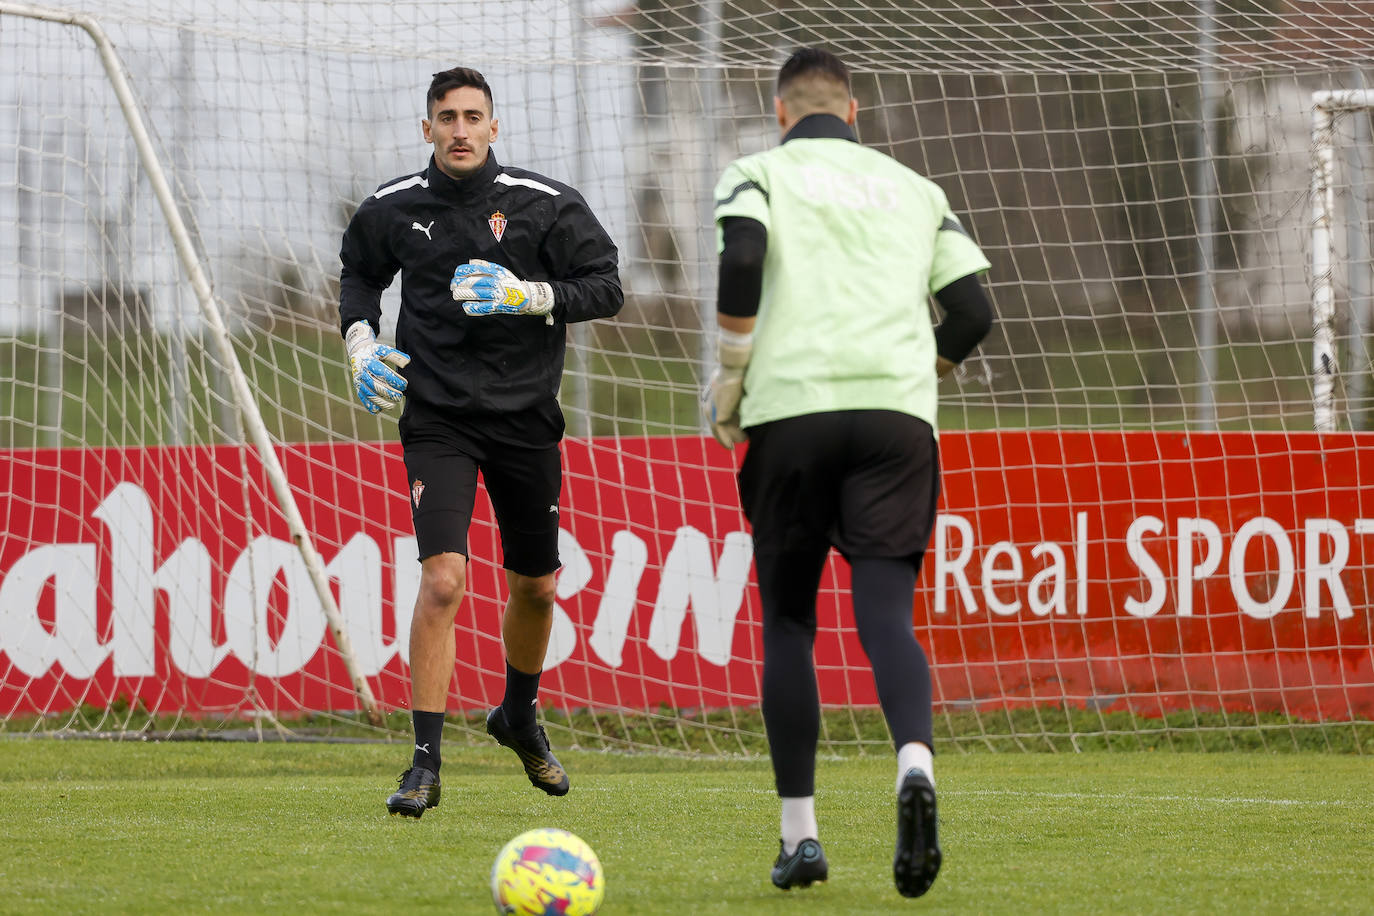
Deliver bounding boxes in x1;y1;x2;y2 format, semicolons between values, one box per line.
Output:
399;407;562;577
738;410;940;567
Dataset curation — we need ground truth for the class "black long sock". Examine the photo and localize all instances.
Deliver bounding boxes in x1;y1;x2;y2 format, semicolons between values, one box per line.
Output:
411;710;445;772
501;661;541;731
851;556;934;750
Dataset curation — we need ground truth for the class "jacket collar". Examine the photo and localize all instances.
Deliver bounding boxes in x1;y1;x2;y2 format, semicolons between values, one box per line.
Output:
426;150;501;202
782;113;858;144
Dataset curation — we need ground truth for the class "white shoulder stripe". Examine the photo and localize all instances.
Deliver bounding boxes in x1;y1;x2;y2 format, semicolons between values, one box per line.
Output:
373;175;429;199
496;172;560;196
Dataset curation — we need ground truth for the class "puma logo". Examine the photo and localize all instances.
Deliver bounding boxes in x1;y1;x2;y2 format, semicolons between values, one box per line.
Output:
415;743;430;754
411;220;434;240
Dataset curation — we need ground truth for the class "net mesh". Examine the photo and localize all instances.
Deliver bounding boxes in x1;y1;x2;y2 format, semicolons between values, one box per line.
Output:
1;0;1371;751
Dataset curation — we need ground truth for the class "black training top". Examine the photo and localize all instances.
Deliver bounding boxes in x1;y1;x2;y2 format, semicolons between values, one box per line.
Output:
339;151;622;445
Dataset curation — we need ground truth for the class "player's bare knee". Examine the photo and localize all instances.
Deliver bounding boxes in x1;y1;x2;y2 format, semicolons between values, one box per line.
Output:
419;555;468;610
507;572;556;611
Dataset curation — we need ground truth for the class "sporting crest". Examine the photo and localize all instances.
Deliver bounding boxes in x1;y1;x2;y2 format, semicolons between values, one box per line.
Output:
488;210;507;242
411;479;425;508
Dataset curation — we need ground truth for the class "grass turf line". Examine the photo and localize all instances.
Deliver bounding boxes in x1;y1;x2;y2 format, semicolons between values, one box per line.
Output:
14;704;1373;756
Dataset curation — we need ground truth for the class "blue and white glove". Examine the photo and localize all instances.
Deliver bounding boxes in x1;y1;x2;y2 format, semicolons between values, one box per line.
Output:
344;321;410;414
450;259;555;324
701;328;753;449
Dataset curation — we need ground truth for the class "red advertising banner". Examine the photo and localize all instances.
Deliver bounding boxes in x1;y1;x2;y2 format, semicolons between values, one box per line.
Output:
933;432;1374;719
1;432;1371;720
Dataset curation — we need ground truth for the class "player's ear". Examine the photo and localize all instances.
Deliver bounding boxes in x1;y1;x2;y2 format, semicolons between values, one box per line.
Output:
490;118;498;142
845;97;858;126
421;118;433;144
773;96;786;130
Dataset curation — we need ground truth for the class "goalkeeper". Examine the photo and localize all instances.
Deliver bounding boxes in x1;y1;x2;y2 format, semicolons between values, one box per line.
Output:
704;47;994;897
338;67;622;817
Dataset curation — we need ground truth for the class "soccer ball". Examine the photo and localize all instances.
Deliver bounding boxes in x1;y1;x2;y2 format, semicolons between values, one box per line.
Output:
490;827;604;916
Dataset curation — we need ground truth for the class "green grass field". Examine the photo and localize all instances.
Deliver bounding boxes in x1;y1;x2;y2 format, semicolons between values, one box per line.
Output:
0;740;1368;914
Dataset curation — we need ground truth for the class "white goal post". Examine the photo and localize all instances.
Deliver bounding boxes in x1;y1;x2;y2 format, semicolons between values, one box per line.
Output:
0;0;382;727
1;1;1371;751
1311;88;1374;432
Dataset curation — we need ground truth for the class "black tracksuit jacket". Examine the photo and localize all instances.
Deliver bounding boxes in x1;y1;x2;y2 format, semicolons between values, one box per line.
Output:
338;152;623;446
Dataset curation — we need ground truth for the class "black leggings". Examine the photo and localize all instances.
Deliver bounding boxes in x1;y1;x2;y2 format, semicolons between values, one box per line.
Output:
759;550;934;797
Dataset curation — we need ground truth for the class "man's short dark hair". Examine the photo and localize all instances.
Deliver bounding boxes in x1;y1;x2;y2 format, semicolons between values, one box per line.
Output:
777;47;850;97
427;67;493;117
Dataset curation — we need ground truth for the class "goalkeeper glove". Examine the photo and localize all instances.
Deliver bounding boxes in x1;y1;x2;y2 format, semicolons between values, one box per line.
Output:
701;327;753;449
450;259;555;324
345;321;411;414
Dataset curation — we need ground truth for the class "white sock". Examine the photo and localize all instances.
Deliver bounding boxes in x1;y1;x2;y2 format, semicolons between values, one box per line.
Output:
897;741;934;793
780;796;818;856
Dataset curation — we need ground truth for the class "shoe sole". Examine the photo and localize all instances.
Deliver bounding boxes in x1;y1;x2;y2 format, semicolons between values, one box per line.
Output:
497;739;569;796
894;771;941;898
385;790;439;818
772;865;828;891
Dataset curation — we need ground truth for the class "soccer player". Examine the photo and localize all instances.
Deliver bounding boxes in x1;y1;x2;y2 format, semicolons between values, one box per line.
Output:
338;67;623;817
704;47;995;896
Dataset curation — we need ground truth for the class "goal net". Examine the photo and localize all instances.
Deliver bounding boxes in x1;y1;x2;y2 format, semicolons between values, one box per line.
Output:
1;0;1371;752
